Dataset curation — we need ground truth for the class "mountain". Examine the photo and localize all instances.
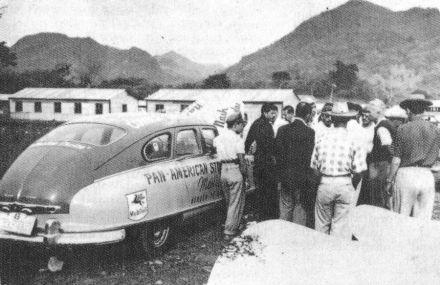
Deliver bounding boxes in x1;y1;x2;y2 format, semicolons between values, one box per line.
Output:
155;51;224;82
10;33;221;85
226;0;440;95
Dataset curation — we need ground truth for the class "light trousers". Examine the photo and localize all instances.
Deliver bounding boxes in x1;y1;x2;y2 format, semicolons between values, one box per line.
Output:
392;167;435;220
221;164;245;235
315;176;354;240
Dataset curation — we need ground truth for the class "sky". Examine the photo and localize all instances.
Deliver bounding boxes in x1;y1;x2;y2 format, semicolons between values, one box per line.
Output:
1;0;440;66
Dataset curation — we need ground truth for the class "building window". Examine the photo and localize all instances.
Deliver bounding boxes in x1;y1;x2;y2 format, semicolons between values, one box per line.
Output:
15;101;23;112
95;103;103;114
54;102;62;113
122;104;127;112
74;102;82;114
155;104;164;112
180;104;189;111
34;102;42;113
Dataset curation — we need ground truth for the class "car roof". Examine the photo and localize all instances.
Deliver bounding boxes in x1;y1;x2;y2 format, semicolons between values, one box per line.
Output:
65;112;212;134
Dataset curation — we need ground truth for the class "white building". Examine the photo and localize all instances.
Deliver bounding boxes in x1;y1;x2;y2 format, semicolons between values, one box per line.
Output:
146;89;300;123
0;94;10;116
9;88;139;121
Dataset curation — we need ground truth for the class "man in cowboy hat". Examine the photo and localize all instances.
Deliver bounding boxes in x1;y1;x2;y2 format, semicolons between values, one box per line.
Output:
384;105;408;129
385;94;440;219
313;102;333;142
311;102;367;239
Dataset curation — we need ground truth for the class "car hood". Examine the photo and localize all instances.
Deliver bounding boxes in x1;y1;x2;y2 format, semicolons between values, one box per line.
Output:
0;145;94;213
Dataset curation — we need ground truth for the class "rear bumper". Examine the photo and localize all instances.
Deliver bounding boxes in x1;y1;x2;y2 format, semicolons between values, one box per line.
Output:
0;229;126;246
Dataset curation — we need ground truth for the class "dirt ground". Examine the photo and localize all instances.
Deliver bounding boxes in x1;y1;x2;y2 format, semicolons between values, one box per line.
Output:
0;193;438;285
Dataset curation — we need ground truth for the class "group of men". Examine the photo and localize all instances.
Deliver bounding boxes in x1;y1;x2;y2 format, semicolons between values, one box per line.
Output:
214;94;440;241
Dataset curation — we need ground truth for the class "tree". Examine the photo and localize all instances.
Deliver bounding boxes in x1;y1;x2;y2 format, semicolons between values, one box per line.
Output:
271;71;291;88
202;73;231;89
329;60;358;91
0;41;17;69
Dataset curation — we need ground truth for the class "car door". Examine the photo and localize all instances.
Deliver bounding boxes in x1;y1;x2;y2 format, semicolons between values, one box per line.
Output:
199;126;222;202
172;126;221;216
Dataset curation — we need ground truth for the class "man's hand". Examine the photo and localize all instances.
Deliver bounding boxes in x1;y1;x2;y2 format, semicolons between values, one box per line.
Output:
249;141;257;155
385;181;393;196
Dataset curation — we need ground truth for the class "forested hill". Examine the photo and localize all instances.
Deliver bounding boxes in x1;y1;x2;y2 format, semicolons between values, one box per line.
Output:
225;0;440;95
11;33;221;85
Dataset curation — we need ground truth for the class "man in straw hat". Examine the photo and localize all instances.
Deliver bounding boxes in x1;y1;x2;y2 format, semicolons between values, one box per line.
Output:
384;105;408;129
214;112;247;241
311;102;367;239
313;102;333;142
385;94;440;219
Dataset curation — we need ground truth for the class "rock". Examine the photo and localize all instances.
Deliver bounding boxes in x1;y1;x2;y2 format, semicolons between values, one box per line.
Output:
47;256;64;272
202;266;211;273
155;280;163;285
154;260;163;266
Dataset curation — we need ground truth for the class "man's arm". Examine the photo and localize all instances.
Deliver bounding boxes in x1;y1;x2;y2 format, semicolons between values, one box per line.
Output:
385;127;402;196
377;127;393;156
385;156;401;195
244;121;256;153
237;153;246;177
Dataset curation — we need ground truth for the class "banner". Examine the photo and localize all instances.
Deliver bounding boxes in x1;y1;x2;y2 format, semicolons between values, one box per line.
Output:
183;95;245;134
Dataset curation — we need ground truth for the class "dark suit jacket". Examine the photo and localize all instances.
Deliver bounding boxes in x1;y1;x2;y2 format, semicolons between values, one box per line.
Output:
245;116;276;167
275;119;315;174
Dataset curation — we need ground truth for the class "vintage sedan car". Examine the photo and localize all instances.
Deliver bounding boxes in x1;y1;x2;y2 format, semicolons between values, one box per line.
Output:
0;113;223;255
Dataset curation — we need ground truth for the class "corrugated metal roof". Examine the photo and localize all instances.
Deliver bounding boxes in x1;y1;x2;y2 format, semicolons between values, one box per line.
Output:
0;94;11;101
147;89;299;103
9;88;129;100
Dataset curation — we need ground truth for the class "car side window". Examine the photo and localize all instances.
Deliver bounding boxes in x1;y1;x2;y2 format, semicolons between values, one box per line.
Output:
142;133;171;161
176;129;201;157
201;128;217;154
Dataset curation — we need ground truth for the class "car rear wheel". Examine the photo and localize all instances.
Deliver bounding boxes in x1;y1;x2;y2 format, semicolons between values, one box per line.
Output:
138;218;179;258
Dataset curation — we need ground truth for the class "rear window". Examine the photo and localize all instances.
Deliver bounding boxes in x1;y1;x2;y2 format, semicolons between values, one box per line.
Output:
40;123;127;146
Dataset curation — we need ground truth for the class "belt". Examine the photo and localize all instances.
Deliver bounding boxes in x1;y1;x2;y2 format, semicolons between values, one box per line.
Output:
322;174;351;177
403;164;431;168
221;159;239;165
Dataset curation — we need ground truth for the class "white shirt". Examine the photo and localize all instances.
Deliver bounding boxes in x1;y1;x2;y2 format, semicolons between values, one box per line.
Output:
273;118;289;136
376;117;392;146
347;119;377;154
359;123;376;154
213;129;245;161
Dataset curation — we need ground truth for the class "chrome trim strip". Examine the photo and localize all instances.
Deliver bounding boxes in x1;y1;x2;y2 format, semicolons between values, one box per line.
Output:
0;229;126;245
0;202;61;210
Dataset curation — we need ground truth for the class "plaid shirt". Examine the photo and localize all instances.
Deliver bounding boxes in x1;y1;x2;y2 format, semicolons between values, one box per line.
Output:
311;128;367;176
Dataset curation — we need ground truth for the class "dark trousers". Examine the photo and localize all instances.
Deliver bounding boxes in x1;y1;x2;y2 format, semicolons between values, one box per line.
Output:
356;170;370;205
254;165;278;220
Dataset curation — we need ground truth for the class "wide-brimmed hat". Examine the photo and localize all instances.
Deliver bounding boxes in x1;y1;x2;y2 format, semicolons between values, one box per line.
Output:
330;102;358;118
385;105;407;119
399;94;432;110
320;102;333;114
